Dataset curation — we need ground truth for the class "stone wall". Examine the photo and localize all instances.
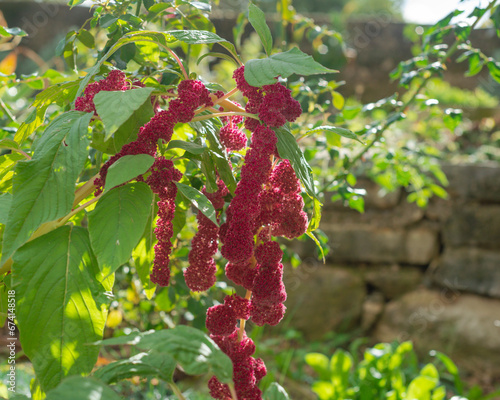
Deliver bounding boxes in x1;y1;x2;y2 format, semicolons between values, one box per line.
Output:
285;162;500;385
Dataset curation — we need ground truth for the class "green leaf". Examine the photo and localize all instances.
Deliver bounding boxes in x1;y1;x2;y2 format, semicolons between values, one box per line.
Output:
68;0;86;7
200;150;218;193
407;375;438;398
306;125;365;144
46;376;120;400
311;381;335;400
466;52;483;76
76;29;95;48
0;192;12;224
104;154;155;192
305;231;325;263
15;81;80;144
307;196;322;232
348;195;365;213
330;349;353;384
210;150;237;196
0;138;20;151
191;117;237;195
197;51;240;66
14;107;46;145
98;326;233;383
248;2;273;55
88;182;153;275
0;26;27;37
94;87;155;141
172;191;189;239
94;351;176;384
0;284;7;327
175;182;218;226
421;363;439;380
487;60;500;84
432;386;446;400
431;350;463;394
12;226;108;392
133;237;157;300
274;126;317;200
305;353;330;380
2;111;92;266
245;47;337;86
167;139;206;155
264;382;290;400
91;98;154;154
169;30;226;44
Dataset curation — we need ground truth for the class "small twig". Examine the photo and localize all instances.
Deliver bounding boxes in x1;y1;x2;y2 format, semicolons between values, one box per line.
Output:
191;111;259;122
6;147;30;159
0;97;16;122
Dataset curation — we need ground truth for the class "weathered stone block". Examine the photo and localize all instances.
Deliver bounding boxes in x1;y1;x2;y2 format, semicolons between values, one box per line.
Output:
364;264;423;299
361;291;385;331
323;225;438;265
322;197;424;228
374;289;500;378
441;163;500;202
443;205;500;249
431;247;500;298
283;265;365;340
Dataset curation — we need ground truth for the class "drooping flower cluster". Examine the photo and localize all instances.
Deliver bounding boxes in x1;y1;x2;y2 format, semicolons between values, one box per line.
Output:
75;72;214;286
77;66;311;399
207;317;266;399
185;180;228;292
202;68;307;399
250;242;286;326
219;67;305;294
145;157;182;286
258;160;308;239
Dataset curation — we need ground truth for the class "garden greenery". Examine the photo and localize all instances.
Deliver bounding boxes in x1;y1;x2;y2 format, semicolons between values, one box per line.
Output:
0;0;499;399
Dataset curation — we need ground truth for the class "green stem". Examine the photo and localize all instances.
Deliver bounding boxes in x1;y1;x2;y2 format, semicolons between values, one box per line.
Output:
73;174;99;207
0;98;16;123
59;194;102;226
169;382;187;400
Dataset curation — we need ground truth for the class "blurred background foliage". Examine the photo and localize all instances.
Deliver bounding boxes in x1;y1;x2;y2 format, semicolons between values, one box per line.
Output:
1;0;499;398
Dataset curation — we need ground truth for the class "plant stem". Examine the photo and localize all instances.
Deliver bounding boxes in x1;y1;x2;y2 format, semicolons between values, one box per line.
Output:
166;47;189;80
0;98;16;122
195;89;242;115
192;112;259;122
5;147;31;159
169;382;187;400
238;290;253;342
73;174;99;207
228;383;238;400
59;194;102;226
